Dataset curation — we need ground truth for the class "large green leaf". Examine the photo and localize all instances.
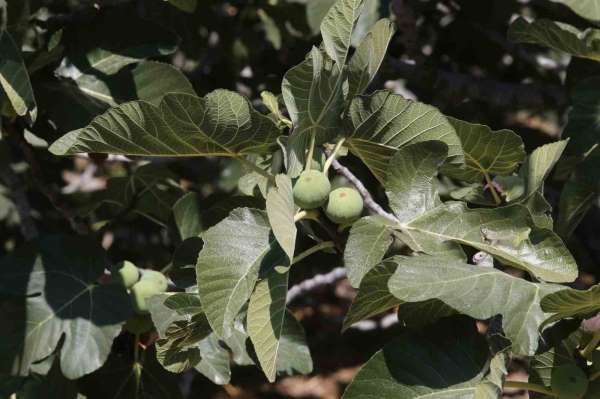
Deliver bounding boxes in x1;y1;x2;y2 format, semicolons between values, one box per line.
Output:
443;118;525;183
540;285;600;326
0;235;132;379
342;317;497;399
342;259;401;330
196;208;280;338
347;18;395;98
173;192;204;240
345;90;464;183
320;0;365;69
550;0;600;22
0;30;36;121
247;263;290;382
343;216;394;288
282;47;346;175
385;141;448;222
509;18;600;62
49;90;279;157
400;202;577;283
305;0;336;35
557;174;599;239
266;175;297;261
388;255;565;355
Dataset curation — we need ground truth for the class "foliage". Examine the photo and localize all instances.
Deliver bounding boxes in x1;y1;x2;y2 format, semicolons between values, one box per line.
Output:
1;0;600;398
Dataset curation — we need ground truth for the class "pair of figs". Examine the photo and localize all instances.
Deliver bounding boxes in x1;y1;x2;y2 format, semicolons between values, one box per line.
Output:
112;261;168;334
293;170;363;224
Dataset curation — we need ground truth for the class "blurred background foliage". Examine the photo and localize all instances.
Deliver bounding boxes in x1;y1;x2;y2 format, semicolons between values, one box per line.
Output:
1;0;599;398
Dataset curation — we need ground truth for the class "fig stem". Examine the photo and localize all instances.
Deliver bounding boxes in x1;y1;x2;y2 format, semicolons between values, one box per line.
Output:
305;132;316;172
503;381;557;397
292;241;336;265
483;172;501;205
323;138;346;174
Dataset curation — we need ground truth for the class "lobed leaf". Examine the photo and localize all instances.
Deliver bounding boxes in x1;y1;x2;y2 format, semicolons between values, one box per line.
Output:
49;90;279;157
387;255;565;355
266;175;297;261
320;0;365;69
0;30;36;121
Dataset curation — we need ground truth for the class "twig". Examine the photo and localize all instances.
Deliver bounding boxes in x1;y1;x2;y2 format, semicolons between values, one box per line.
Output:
286;267;347;304
0;167;39;240
347;313;399;331
329;158;400;225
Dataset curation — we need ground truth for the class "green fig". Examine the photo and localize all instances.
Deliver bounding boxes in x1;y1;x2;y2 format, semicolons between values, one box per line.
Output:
124;314;154;335
293;170;331;209
130;280;164;314
551;364;588;399
140;270;168;292
111;260;139;289
325;187;363;224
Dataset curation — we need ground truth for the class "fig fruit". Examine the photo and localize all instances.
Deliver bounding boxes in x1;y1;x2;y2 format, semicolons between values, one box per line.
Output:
325;187;363;224
111;260;139;289
293;170;331;209
130;280;165;314
140;270;168;292
124;314;154;335
551;364;588;399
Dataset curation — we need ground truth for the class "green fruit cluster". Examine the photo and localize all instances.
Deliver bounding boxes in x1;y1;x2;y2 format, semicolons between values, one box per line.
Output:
551;364;588;399
293;169;364;225
130;270;168;315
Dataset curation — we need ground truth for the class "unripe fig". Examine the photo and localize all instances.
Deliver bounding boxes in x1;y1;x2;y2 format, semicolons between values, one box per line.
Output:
130;280;164;314
140;270;168;292
325;187;363;224
293;170;331;209
111;260;139;289
124;314;154;335
551;364;588;399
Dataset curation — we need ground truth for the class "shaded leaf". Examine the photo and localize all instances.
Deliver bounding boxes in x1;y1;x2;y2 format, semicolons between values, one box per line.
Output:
0;30;36;121
541;285;600;326
549;0;600;22
0;235;132;379
195;334;231;385
348;18;395;98
320;0;365;69
509;18;600;62
247;262;290;382
196;208;279;338
266;175;297;261
344;216;394;288
173;192;203;240
167;0;197;13
521;140;569;197
385;141;448;223
443;118;525;183
49;90;279;158
282;47;346;175
345;90;463;183
342;317;494;399
275;311;313;377
343;260;401;330
388;255;565;355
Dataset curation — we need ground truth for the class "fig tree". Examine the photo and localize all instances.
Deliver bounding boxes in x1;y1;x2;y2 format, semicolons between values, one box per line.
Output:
293;170;331;209
124;314;154;335
325;187;363;224
130;280;165;314
551;364;588;399
111;260;139;289
140;270;168;292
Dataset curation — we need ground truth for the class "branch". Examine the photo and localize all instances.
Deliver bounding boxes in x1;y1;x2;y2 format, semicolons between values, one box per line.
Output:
286;267;347;304
346;313;399;332
329;158;400;225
